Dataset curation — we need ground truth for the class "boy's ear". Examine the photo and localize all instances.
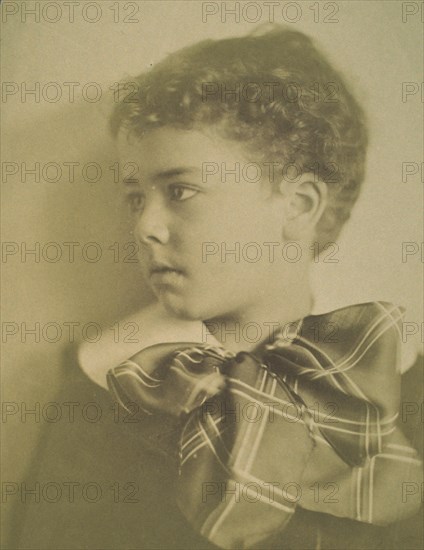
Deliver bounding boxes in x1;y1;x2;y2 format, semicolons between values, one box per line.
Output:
278;172;328;240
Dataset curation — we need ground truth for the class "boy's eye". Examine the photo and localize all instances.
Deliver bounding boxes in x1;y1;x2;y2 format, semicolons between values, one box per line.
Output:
168;184;199;201
126;192;145;213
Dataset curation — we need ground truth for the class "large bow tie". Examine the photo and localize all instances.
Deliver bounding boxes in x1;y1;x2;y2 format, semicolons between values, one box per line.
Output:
107;302;422;549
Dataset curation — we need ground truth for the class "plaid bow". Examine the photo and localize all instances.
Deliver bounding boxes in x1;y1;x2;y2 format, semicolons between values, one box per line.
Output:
107;302;423;549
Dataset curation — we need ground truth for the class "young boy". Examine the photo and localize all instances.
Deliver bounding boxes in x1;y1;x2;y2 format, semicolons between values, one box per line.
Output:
10;27;423;550
86;25;422;549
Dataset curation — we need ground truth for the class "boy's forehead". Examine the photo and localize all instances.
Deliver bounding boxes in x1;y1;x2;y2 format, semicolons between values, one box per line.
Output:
117;126;255;174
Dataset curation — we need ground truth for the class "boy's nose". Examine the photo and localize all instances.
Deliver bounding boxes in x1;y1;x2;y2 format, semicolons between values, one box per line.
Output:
135;200;170;245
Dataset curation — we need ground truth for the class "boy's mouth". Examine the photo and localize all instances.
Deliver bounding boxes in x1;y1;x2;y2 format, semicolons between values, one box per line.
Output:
148;261;186;285
149;261;184;275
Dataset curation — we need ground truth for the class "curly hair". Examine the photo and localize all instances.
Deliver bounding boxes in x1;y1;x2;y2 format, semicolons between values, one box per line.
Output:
110;25;368;246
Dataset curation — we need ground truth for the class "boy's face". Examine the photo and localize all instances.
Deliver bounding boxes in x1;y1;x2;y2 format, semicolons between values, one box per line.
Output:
117;126;298;321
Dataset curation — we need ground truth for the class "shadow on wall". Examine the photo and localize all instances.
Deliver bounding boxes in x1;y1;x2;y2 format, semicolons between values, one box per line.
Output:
2;97;153;543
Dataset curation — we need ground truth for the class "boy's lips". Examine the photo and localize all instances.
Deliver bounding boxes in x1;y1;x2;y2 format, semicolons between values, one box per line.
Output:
148;261;185;276
148;261;187;287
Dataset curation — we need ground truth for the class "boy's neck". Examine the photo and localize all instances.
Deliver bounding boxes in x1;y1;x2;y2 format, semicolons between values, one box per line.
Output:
204;272;313;355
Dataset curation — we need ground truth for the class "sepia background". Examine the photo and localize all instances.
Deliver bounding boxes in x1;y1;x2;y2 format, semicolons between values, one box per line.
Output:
1;0;423;545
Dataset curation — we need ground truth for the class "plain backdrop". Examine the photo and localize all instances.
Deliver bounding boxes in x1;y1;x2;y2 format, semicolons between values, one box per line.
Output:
1;0;423;543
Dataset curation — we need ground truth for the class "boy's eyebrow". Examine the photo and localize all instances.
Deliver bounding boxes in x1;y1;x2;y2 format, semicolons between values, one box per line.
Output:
123;177;140;186
151;167;201;181
122;167;201;187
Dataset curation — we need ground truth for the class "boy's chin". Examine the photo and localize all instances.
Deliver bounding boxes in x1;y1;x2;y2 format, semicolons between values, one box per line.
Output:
156;293;207;322
155;288;239;323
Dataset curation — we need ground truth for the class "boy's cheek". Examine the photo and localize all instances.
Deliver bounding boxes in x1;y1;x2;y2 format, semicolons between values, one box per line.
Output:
157;267;260;322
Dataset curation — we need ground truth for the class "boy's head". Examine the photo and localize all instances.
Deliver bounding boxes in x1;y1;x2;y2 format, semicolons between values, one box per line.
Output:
111;26;368;322
111;25;368;247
